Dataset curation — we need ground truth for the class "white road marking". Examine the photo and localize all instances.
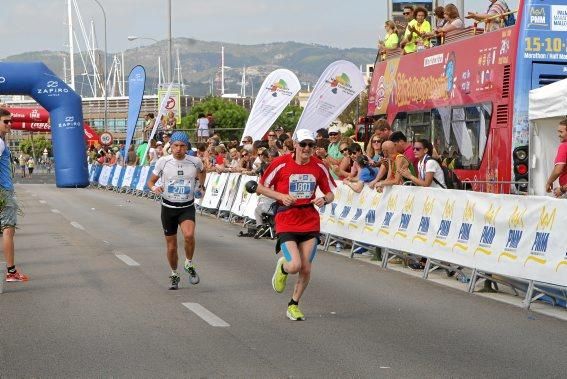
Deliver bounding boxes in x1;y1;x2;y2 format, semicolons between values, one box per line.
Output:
51;209;61;214
70;221;85;230
182;303;230;327
39;200;47;204
115;254;140;266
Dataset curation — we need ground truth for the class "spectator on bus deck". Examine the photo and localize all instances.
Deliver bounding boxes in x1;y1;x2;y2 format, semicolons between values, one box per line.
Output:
434;6;447;29
390;131;418;174
401;6;431;54
547;119;567;197
427;4;464;40
379;21;399;53
396;5;415;32
466;0;512;32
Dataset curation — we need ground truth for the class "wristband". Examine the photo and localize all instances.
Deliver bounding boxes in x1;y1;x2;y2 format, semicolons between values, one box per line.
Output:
321;197;329;205
152;185;159;192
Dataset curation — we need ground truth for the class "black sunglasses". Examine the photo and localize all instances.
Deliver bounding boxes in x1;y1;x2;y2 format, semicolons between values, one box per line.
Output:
372;140;381;143
299;141;315;148
340;148;349;153
329;132;339;136
2;119;12;125
403;12;411;15
268;134;276;137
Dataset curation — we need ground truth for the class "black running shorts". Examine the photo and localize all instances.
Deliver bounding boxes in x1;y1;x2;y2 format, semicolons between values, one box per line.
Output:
275;232;320;254
161;205;196;236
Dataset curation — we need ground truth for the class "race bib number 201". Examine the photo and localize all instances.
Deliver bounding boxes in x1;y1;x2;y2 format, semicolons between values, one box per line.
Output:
289;174;316;199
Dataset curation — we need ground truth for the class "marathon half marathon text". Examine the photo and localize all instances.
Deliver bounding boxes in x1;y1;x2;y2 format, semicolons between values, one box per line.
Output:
524;52;567;59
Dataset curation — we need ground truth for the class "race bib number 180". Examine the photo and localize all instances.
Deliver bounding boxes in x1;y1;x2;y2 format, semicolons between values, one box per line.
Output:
289;174;316;199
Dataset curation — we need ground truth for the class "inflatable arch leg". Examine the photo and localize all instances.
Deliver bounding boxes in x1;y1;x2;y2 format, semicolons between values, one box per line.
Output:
0;62;88;187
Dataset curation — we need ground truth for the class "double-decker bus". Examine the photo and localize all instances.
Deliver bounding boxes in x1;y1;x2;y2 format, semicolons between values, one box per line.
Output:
365;0;567;193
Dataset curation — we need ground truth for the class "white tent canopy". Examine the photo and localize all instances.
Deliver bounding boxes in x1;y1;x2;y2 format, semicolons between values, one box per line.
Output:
529;78;567;120
528;79;567;195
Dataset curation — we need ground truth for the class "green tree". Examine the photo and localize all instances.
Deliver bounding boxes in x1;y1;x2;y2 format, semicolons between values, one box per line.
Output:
182;97;249;141
273;104;303;133
19;135;51;160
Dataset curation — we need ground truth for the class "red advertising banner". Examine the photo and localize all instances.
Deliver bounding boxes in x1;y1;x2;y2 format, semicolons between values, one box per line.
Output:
8;107;50;123
11;122;100;141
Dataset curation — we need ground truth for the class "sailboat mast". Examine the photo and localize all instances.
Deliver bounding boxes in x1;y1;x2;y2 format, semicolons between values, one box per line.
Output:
67;0;75;89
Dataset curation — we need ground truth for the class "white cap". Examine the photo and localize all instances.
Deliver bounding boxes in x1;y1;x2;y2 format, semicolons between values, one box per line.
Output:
156;141;163;145
295;129;315;142
328;125;340;134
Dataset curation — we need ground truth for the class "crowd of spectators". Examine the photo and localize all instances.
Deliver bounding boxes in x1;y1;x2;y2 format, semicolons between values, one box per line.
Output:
378;1;514;57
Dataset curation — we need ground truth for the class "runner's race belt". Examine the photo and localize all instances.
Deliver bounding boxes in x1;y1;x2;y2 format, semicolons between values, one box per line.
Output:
162;198;194;208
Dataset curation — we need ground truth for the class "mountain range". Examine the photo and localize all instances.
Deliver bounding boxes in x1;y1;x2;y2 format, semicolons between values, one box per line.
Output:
2;38;377;97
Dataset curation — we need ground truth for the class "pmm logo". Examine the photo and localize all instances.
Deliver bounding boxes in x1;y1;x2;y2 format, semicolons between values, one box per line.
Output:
378;193;397;235
394;195;414;239
528;6;549;27
413;197;435;243
433;200;455;247
498;205;526;262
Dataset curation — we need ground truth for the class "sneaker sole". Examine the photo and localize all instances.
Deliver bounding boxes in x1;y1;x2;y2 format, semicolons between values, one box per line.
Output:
286;310;305;321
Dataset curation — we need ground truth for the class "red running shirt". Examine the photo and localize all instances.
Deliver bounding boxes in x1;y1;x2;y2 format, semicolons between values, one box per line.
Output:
260;154;336;233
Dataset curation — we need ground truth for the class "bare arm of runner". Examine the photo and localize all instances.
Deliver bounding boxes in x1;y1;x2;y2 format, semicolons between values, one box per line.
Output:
147;173;163;194
256;183;297;206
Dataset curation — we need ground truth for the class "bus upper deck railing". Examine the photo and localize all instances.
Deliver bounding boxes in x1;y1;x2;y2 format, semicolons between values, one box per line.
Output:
377;9;518;62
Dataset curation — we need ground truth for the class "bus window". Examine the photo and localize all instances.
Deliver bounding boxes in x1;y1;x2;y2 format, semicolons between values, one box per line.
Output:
391;112;408;137
432;107;452;158
407;112;431;142
451;104;491;169
432;103;491;169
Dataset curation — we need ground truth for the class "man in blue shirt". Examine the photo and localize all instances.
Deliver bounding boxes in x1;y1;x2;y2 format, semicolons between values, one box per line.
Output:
0;108;27;282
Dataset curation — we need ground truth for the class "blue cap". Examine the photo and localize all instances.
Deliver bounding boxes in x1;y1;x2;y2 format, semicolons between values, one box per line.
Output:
170;131;190;147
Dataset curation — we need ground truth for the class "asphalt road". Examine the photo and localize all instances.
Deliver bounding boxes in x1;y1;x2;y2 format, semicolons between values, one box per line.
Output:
1;184;567;377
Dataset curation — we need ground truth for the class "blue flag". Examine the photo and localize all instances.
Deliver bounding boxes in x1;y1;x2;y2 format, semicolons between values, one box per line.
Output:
124;66;146;164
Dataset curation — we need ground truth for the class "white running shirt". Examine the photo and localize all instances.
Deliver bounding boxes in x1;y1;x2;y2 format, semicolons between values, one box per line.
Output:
153;154;204;207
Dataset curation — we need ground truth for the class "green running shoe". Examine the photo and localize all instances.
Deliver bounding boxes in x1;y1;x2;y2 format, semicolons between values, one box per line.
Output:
169;274;180;290
286;304;305;321
184;262;200;285
272;257;288;293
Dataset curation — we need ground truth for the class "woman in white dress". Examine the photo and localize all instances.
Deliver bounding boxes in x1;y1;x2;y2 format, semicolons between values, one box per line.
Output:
196;113;209;142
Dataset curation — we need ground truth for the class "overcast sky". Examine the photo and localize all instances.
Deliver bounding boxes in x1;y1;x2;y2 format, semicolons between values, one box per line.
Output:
1;0;520;58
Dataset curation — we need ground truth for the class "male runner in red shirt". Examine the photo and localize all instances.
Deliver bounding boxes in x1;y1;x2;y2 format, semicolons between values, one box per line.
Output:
256;129;335;320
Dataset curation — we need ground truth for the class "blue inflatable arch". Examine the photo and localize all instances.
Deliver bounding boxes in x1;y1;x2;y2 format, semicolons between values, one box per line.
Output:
0;62;88;187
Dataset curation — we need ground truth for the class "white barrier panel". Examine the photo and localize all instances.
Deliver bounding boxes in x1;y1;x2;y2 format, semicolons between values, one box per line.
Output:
320;184;381;237
111;166;123;188
98;166;113;186
135;166;151;192
121;166;136;189
201;173;230;209
337;185;567;287
230;175;258;217
219;174;241;212
244;193;260;220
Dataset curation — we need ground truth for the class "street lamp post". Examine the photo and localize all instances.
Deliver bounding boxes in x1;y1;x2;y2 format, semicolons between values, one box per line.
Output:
92;0;108;132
